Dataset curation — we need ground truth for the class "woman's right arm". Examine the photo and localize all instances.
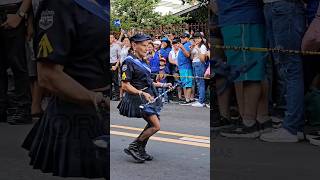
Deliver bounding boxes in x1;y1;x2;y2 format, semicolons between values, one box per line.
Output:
37;62;104;106
122;82;153;102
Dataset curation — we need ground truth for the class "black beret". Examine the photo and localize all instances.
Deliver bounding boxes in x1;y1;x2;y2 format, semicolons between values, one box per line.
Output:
130;34;151;42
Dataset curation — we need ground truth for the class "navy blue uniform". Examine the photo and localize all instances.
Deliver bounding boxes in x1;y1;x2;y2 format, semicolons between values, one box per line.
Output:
22;0;109;178
118;54;162;118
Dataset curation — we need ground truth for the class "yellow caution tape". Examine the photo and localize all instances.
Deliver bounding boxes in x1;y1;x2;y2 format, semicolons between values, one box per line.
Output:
212;45;320;55
151;73;211;80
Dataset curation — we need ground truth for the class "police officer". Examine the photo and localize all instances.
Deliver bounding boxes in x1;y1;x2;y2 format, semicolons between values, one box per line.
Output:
0;0;32;124
118;34;172;163
22;0;109;178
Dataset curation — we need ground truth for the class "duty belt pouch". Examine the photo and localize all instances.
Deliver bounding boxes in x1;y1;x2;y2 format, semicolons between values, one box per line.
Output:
0;3;21;24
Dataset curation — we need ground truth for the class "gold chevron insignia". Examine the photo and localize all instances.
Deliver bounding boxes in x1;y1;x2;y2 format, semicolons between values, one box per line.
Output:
122;72;127;80
37;34;53;58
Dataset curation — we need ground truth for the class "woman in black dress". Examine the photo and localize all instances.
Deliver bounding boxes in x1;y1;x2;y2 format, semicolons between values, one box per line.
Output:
22;0;109;178
118;34;172;163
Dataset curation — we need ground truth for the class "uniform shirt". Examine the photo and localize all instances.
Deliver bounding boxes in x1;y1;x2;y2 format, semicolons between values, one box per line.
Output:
0;0;22;5
177;41;192;70
35;0;109;90
216;0;264;27
121;54;154;95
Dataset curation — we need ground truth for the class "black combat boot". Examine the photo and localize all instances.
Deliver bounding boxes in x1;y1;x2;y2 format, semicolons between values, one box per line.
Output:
141;141;153;161
124;141;145;163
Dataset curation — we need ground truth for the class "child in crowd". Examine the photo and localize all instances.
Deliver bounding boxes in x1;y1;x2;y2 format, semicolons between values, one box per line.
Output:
156;57;170;103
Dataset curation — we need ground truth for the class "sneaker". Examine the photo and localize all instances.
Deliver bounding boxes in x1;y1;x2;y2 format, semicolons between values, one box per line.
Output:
220;123;260;138
309;136;320;146
306;131;320;141
258;120;273;133
212;117;234;131
205;104;210;108
179;101;192;106
272;120;282;129
178;99;185;103
191;102;205;107
7;108;32;125
260;128;298;143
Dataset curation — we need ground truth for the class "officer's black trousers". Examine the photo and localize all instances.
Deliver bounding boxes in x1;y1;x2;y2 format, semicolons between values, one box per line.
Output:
0;21;31;113
111;62;119;99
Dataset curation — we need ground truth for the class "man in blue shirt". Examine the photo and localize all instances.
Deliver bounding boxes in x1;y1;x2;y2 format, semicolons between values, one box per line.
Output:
177;33;194;105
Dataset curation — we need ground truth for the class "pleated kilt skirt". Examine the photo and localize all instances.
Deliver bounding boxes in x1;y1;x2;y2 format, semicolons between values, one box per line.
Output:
117;88;162;118
22;96;109;179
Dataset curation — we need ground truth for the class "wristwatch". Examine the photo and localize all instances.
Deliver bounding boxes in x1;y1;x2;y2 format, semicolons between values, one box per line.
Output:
16;10;27;19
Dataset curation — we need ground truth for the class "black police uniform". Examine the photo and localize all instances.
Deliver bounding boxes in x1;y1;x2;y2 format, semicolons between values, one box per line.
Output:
0;1;32;123
117;53;162;118
21;0;109;178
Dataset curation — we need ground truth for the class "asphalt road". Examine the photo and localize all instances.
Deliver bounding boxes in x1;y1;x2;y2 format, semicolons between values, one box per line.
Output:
0;122;105;180
211;131;320;180
110;100;210;180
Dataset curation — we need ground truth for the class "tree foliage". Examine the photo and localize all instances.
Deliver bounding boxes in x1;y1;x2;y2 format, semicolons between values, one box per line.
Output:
110;0;191;31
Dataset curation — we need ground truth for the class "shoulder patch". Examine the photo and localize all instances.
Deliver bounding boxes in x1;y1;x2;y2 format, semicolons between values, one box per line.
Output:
122;64;128;71
39;10;55;30
37;34;53;58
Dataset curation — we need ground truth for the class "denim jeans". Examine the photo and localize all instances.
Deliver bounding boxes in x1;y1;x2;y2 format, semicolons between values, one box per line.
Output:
193;61;206;104
157;87;168;102
264;0;306;134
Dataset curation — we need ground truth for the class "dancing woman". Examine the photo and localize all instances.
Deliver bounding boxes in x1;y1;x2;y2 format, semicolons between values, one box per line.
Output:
118;34;172;163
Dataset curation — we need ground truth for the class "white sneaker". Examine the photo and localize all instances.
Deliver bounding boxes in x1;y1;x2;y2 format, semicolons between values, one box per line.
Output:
205;104;210;108
191;102;205;107
309;136;320;146
306;131;320;141
260;128;298;143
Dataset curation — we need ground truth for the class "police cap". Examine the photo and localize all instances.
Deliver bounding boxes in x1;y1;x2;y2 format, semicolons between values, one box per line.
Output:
130;34;151;43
